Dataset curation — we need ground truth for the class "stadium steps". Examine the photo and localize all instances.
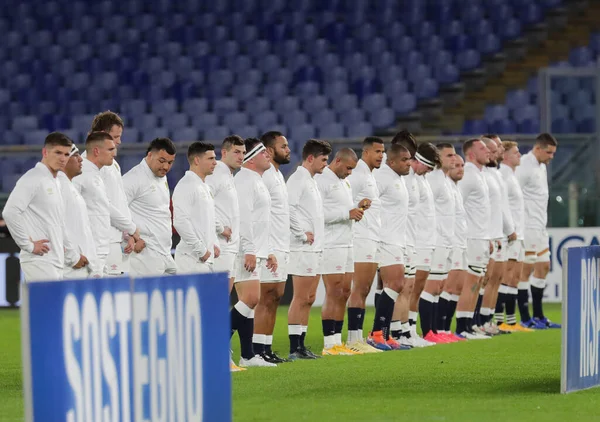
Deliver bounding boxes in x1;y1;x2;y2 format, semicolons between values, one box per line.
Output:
424;0;600;134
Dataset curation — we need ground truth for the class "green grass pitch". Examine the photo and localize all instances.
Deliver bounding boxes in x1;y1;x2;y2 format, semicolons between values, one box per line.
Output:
2;304;600;421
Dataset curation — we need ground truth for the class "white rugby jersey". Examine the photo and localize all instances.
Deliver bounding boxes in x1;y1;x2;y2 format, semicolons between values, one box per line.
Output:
262;165;290;253
426;168;455;248
287;165;325;252
235;167;272;258
451;182;468;249
3;163;79;268
458;162;491;240
206;161;240;254
413;172;436;249
493;167;515;237
500;164;525;240
58;173;101;274
404;167;420;247
375;164;409;247
315;166;354;248
516;151;549;230
483;167;504;240
347;159;381;242
123;159;173;256
173;171;218;263
74;158;136;258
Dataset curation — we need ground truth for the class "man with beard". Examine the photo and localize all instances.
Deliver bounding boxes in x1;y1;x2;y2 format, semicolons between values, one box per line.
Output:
252;131;292;363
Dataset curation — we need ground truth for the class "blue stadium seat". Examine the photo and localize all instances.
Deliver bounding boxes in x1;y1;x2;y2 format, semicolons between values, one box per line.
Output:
463;119;489;134
23;130;49;145
518;118;540;134
253;110;279;131
275;96;301;114
233;125;259;138
362;93;387;111
490;119;516;134
289;123;316;144
264;82;288;99
244;97;271;116
162;113;189;131
311;109;336;128
134;114;159;131
142;127;170;142
484;105;509;124
346;121;373;138
391;93;417;115
513;105;538;124
223;112;249;128
12;116;38;133
172;127;199;142
551;118;575;133
182;98;208;117
569;47;593;66
122;128;140;144
196;113;218;128
303;95;329;114
371;107;396;128
204;126;230;141
319;122;344;139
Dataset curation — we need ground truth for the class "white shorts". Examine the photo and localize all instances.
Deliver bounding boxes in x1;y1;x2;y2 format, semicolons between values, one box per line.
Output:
353;239;379;264
174;250;213;274
492;239;507;262
105;242;127;276
450;247;467;271
321;247;354;274
22;261;62;283
413;248;434;272
63;266;102;280
288;251;323;277
260;250;289;282
235;256;262;282
129;248;177;277
429;247;452;280
524;228;550;263
378;243;405;268
214;252;237;279
466;239;491;276
507;239;525;262
404;245;415;276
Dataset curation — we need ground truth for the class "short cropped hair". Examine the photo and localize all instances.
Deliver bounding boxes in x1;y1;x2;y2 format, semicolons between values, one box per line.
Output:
90;111;124;133
188;141;215;164
45;132;74;148
222;135;244;150
302;139;332;161
362;136;384;149
437;142;455;151
387;143;409;161
462;138;482;155
85;131;113;146
536;133;558;148
146;137;177;155
417;142;442;168
244;137;262;154
260;131;284;149
483;133;499;140
391;130;417;157
502;140;518;151
335;147;358;161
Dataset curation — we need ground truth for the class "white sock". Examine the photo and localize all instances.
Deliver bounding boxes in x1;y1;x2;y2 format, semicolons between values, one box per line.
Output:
390;321;403;331
334;333;342;345
348;330;360;344
265;335;273;346
252;334;266;344
301;325;307;334
324;335;336;349
358;328;363;340
383;287;399;301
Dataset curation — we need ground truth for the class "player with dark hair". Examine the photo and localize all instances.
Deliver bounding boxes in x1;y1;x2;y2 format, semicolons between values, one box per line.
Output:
346;137;385;352
252;131;292;364
122;138;177;276
173;142;219;274
286;139;331;359
232;137;278;367
316;148;364;355
516;133;560;329
3;133;84;282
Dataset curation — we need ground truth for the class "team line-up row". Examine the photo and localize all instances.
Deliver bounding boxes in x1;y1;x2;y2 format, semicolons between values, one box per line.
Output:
1;111;560;370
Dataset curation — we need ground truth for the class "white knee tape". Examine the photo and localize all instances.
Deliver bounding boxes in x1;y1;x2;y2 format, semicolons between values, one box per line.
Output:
523;254;537;264
530;276;546;289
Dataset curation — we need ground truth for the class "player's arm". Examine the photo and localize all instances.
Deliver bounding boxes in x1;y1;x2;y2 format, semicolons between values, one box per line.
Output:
236;181;257;255
317;179;350;224
287;176;308;242
206;177;228;237
2;175;38;253
501;187;516;238
172;186;208;260
121;171;143;239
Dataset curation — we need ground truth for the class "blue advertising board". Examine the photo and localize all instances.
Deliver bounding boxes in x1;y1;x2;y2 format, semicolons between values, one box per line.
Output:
561;245;600;393
20;273;231;421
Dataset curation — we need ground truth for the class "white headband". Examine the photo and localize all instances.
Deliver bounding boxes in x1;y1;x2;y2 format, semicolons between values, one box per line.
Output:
415;152;435;169
69;145;80;157
243;143;266;163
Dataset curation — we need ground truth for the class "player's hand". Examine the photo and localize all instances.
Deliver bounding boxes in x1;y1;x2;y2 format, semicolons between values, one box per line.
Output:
305;232;315;245
124;236;135;254
200;250;211;262
214;245;221;259
358;198;371;210
31;238;50;256
244;254;257;272
496;240;502;250
267;254;278;272
221;227;232;242
134;238;146;253
73;254;88;269
349;208;364;221
508;232;517;242
131;228;141;242
489;241;494;254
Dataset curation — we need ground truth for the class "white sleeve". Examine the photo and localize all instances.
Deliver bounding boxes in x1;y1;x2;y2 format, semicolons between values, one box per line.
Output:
109;202;136;235
457;174;473;202
172;185;208;259
318;180;350;224
287;177;308;242
515;165;531;189
349;174;365;208
501;182;515;236
2;176;37;253
207;178;225;235
237;181;257;255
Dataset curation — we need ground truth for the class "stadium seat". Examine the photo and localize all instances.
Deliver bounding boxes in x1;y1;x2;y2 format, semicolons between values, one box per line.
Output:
172;127;199;142
319;122;344;139
346;121;373;138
